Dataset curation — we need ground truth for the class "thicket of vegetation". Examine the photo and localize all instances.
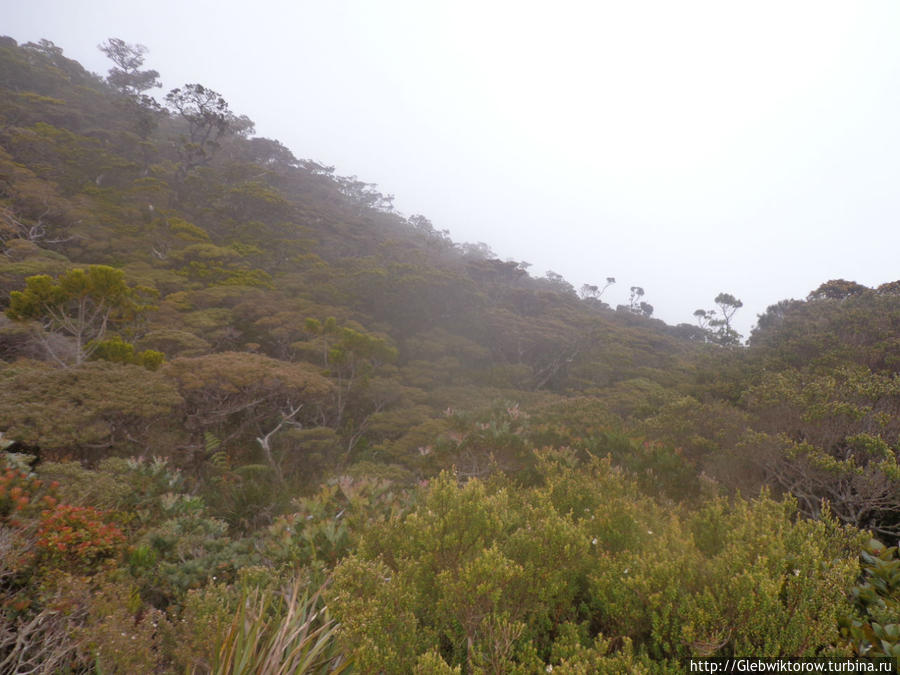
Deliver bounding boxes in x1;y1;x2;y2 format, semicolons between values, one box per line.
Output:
0;37;897;672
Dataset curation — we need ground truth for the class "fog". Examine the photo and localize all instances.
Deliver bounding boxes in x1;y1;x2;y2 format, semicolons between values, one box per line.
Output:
6;0;900;336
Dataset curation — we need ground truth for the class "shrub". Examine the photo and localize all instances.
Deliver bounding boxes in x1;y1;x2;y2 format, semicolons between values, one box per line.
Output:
35;504;125;571
330;454;865;670
840;538;900;660
0;463;57;523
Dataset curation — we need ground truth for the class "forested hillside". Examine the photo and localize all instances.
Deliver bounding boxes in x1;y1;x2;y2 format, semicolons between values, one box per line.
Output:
1;37;898;672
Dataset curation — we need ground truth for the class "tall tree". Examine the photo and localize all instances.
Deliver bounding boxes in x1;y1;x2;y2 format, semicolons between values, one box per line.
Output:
165;84;254;178
694;292;743;345
579;277;615;302
806;279;869;301
98;38;162;139
621;286;653;317
98;38;160;98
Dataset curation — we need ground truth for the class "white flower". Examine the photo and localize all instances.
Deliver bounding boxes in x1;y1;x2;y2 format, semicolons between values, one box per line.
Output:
591;537;598;546
546;666;554;673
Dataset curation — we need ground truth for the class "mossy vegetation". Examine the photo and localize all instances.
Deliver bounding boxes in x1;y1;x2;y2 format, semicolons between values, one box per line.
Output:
0;36;898;672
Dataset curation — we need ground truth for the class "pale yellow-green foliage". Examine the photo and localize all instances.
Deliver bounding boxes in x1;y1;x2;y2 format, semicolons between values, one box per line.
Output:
330;454;865;672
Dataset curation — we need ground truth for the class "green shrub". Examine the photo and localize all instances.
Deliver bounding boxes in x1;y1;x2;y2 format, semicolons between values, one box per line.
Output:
840;538;900;661
330;454;865;670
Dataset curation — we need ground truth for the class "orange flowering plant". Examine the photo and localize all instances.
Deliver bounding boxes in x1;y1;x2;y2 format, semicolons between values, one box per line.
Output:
36;504;125;570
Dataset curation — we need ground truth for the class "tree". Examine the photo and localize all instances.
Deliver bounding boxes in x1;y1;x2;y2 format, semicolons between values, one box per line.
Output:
628;285;644;307
714;293;742;333
694;292;743;345
326;325;398;426
579;277;615;302
458;241;496;261
98;38;162;139
7;266;153;366
336;175;394;213
98;38;160;98
621;286;653;317
165;84;254;176
807;279;868;302
298;318;399;453
875;280;900;296
0;360;183;458
302;316;339;367
543;271;575;296
741;366;900;538
164;351;334;473
408;214;452;249
748;288;900;372
21;39;90;83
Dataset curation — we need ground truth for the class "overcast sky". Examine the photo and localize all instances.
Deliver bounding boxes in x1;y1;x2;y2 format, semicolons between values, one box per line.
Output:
5;0;900;336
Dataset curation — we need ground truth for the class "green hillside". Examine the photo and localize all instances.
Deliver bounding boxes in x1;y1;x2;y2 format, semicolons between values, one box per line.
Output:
0;37;897;672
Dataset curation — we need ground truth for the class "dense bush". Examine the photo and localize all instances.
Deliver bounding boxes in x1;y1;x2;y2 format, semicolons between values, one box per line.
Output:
329;454;865;671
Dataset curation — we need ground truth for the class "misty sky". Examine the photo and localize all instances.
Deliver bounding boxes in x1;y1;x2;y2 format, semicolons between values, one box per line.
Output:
5;0;900;336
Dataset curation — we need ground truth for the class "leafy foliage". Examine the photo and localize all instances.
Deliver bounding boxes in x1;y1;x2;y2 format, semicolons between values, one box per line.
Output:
0;36;898;672
35;503;125;571
330;457;864;670
0;360;183;458
840;538;900;660
7;265;154;365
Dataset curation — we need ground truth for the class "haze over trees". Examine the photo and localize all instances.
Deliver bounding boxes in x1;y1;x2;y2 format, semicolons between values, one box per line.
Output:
0;37;898;672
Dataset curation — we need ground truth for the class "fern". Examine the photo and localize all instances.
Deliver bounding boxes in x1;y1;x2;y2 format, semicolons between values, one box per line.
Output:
205;432;230;470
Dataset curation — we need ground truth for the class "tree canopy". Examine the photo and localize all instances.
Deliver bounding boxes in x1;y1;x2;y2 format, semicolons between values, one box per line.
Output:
7;265;153;365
